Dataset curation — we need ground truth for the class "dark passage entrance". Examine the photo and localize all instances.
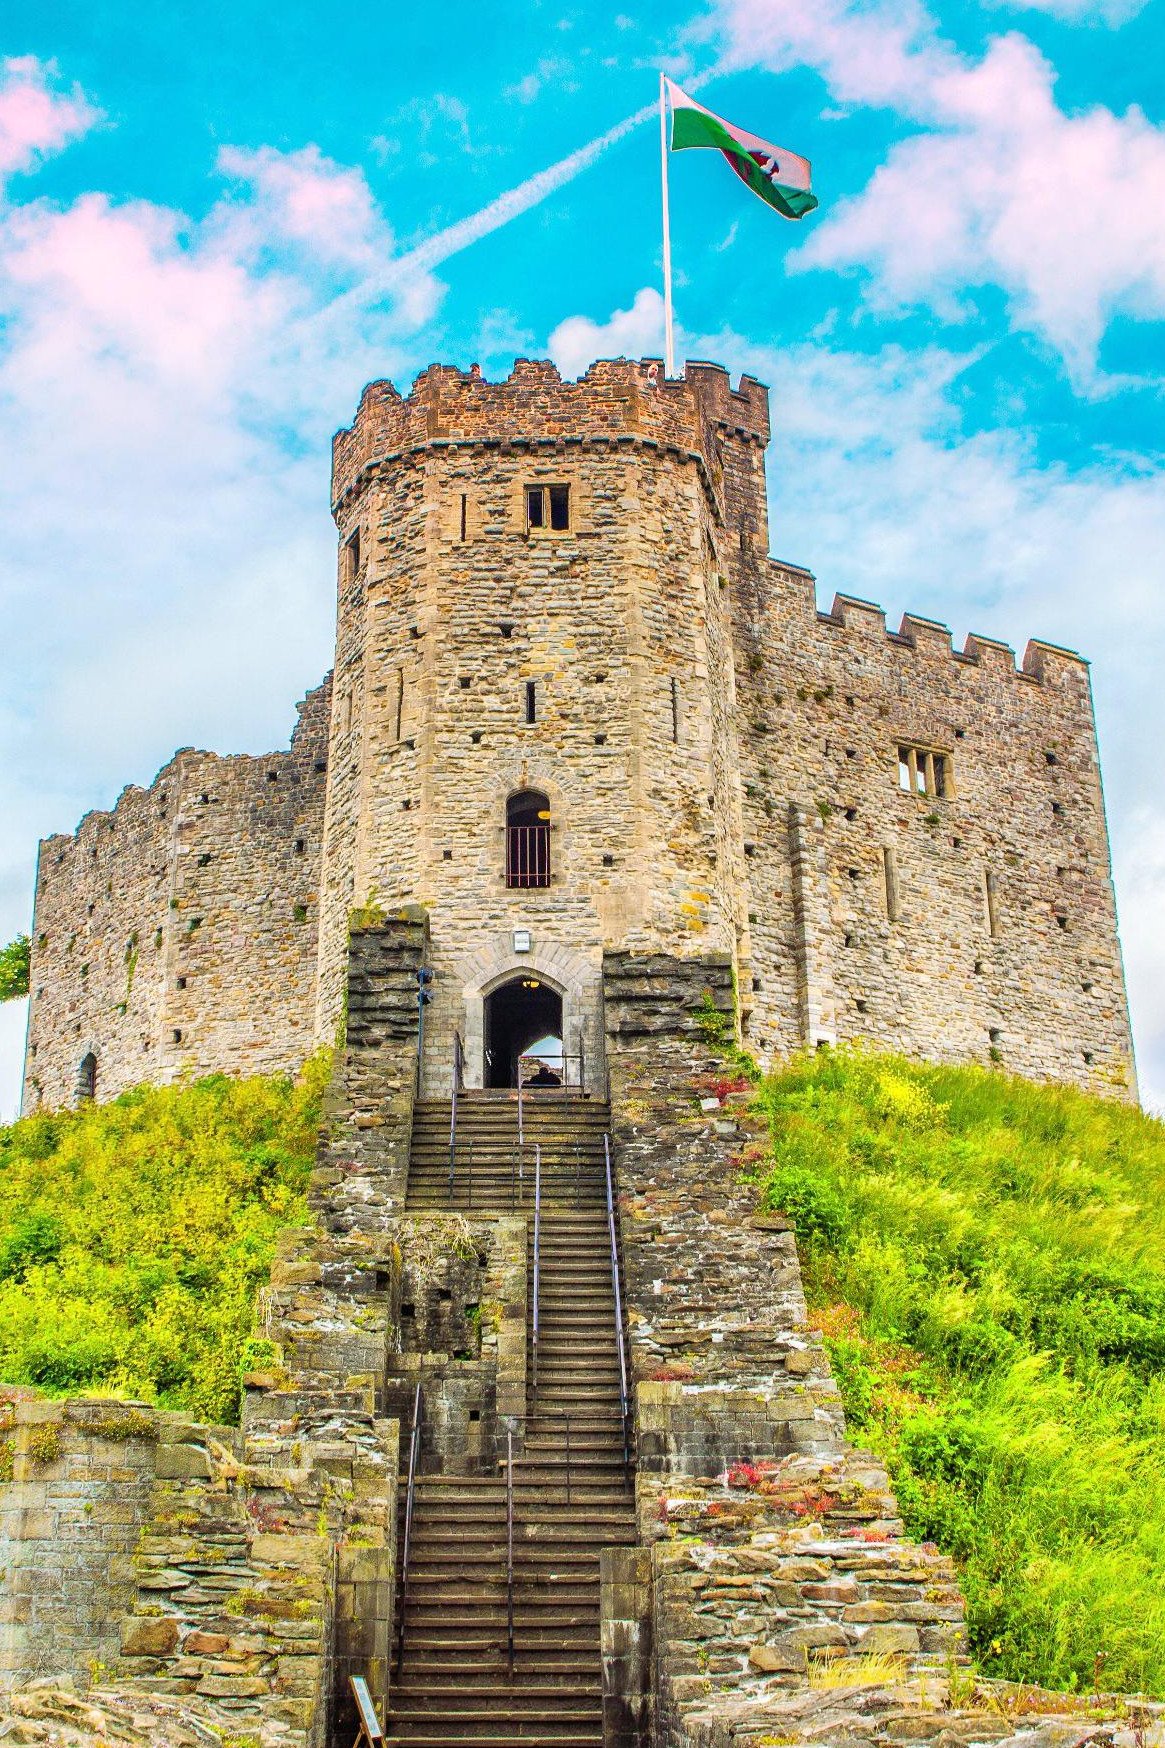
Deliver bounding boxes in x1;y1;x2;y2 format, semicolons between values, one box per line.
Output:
484;976;563;1088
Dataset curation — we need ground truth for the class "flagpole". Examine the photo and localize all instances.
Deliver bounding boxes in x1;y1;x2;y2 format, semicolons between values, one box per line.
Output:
659;72;676;379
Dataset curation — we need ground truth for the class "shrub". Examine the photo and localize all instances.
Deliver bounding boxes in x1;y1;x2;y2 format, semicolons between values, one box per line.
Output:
0;1052;328;1423
0;935;29;1002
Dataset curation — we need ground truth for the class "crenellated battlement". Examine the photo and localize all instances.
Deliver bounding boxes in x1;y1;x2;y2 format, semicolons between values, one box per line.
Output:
793;583;1090;695
331;356;770;511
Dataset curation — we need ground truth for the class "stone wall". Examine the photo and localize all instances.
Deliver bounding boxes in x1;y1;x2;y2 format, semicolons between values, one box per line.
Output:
733;579;1135;1095
0;1389;397;1748
603;952;968;1747
24;681;331;1111
317;355;1134;1104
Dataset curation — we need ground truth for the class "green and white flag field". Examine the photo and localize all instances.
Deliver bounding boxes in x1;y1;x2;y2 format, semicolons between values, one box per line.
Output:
665;78;818;221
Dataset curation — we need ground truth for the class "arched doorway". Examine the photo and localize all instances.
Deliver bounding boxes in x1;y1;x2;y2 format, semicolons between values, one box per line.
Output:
483;976;563;1088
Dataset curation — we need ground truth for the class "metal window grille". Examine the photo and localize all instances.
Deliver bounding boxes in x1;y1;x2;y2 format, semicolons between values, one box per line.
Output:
507;824;551;888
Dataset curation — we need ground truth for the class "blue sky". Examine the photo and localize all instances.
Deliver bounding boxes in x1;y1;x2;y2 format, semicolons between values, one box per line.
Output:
0;0;1162;1113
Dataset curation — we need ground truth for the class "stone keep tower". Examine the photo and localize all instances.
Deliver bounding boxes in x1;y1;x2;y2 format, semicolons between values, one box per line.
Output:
318;358;768;1093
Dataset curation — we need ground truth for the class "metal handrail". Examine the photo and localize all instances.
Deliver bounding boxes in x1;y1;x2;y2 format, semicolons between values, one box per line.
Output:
448;1031;463;1196
396;1382;422;1673
604;1133;631;1478
532;1144;542;1396
505;1427;516;1673
516;1049;587;1092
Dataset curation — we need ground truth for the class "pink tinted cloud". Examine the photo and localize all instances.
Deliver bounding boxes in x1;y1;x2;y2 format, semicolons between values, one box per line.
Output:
0;56;98;179
216;143;389;270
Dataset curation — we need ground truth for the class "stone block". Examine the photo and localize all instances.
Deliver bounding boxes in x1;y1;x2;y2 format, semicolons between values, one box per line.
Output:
155;1443;213;1481
121;1616;181;1657
748;1640;808;1674
858;1623;921;1656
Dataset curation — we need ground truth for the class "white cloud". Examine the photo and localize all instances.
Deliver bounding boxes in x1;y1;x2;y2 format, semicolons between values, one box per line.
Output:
710;0;1165;379
215;144;389;271
548;286;665;376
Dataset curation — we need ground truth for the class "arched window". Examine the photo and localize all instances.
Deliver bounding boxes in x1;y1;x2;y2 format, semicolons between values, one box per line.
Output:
506;790;551;888
77;1052;97;1104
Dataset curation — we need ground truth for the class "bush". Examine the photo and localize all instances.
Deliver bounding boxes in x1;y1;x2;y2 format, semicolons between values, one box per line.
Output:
0;935;29;1003
0;1054;328;1423
756;1048;1165;1696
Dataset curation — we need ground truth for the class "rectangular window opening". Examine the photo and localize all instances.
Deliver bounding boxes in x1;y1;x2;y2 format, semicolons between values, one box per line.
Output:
345;528;360;580
898;743;952;799
525;680;537;724
525;484;570;532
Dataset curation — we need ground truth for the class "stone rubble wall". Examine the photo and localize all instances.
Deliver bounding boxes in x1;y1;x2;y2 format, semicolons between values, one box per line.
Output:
318;358;770;1091
24;681;331;1112
0;1391;396;1748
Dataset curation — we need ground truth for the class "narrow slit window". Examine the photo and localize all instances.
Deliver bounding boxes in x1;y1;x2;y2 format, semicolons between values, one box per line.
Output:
345;527;360;580
984;868;1000;938
525;681;537;724
460;493;468;542
395;671;405;742
671;677;680;744
882;845;900;922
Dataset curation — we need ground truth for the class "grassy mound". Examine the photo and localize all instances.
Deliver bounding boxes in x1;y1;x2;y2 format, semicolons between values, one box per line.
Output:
755;1049;1165;1697
0;1056;328;1424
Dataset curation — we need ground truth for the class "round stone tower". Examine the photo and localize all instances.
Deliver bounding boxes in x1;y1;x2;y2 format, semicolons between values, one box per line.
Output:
316;356;772;1090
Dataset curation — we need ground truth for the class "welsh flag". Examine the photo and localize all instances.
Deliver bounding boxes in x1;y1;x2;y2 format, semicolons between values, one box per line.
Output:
666;78;818;221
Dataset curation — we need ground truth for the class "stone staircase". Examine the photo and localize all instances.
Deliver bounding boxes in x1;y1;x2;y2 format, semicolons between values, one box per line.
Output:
389;1093;636;1745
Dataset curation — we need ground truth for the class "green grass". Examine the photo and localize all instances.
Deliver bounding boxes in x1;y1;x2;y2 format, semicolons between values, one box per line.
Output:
754;1048;1165;1697
0;1055;328;1424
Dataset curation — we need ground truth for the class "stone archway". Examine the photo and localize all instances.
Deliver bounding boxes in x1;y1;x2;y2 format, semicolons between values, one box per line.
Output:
455;939;600;1094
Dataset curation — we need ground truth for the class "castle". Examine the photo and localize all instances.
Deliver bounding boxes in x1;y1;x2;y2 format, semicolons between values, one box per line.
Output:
22;354;1136;1109
1;356;1146;1748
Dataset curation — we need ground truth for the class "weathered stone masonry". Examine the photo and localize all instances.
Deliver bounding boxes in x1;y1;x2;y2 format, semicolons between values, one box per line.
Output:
24;680;330;1110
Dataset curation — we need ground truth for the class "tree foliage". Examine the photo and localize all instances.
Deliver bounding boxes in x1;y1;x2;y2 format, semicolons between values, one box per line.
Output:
756;1049;1165;1696
0;1055;329;1423
0;935;29;1002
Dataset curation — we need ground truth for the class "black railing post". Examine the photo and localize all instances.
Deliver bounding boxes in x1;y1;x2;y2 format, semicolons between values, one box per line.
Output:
448;1031;462;1198
604;1133;632;1481
532;1144;542;1397
506;1427;515;1674
396;1382;423;1674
